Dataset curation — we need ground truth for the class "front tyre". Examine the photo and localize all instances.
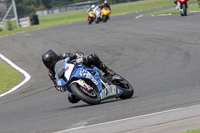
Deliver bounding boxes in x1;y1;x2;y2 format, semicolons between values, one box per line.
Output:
102;15;107;22
112;76;134;99
70;83;101;105
88;17;93;25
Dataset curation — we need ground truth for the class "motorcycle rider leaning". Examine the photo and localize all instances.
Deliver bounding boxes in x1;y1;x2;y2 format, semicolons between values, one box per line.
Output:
42;50;115;103
87;4;95;14
100;0;111;11
87;5;101;22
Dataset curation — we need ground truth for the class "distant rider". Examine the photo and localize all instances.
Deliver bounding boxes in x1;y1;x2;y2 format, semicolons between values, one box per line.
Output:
100;0;111;11
42;50;115;103
87;4;96;14
87;5;101;23
174;0;189;9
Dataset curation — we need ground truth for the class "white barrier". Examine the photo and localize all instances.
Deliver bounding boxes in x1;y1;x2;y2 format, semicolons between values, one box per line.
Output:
0;21;3;28
19;17;31;27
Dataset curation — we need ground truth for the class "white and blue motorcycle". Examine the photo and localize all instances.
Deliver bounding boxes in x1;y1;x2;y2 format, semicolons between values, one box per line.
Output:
55;57;134;105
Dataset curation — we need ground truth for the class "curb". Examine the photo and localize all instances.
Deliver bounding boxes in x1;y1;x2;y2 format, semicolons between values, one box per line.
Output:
0;54;31;97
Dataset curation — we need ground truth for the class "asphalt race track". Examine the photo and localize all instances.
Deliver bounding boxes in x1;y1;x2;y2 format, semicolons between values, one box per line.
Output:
1;7;200;133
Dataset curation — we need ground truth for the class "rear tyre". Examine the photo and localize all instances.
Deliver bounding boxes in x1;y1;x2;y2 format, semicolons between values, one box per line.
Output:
70;83;101;105
183;3;187;16
180;3;187;16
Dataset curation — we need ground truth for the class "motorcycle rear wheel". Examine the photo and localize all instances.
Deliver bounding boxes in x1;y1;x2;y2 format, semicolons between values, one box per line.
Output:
181;3;187;16
70;83;101;105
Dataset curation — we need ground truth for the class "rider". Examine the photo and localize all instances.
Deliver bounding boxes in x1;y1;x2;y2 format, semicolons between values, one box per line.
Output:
87;5;101;22
100;0;111;11
87;5;96;20
87;4;95;13
174;0;189;9
42;50;115;103
174;0;178;9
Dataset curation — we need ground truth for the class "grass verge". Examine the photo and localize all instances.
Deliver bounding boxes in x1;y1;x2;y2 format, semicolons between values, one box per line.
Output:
0;61;22;94
0;0;196;36
181;129;200;133
144;2;200;17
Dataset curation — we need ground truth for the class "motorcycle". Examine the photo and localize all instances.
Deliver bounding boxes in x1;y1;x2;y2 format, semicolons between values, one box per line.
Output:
95;9;101;23
100;7;110;22
177;0;188;16
87;11;95;25
55;57;134;105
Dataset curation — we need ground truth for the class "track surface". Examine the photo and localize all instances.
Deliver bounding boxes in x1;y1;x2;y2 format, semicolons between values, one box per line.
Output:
1;8;200;133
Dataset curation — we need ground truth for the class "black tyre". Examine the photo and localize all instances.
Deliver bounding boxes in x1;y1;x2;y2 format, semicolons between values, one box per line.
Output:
88;17;93;25
180;3;187;16
102;15;107;22
70;83;101;105
112;77;134;99
183;3;187;16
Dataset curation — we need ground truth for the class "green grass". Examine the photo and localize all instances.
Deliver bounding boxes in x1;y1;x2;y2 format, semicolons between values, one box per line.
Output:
0;0;196;36
144;1;199;17
182;129;200;133
0;61;22;94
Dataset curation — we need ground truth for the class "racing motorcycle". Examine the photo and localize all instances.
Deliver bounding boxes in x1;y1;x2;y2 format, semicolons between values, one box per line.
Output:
87;11;95;25
100;7;110;22
177;0;188;16
55;57;134;105
95;9;101;23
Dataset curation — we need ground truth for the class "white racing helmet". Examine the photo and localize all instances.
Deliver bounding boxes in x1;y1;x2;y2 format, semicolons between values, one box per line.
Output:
104;0;108;4
91;5;95;9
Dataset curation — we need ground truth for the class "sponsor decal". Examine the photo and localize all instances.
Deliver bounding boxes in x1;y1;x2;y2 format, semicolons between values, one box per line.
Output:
80;69;98;85
58;80;62;86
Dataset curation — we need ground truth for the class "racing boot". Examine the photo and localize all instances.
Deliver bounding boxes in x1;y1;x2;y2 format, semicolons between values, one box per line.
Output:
68;94;80;104
99;63;116;77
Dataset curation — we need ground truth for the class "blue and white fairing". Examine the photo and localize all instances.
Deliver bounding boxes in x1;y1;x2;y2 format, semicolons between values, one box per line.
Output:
55;57;122;99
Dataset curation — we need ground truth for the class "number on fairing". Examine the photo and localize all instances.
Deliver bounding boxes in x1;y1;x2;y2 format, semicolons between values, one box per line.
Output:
64;63;75;81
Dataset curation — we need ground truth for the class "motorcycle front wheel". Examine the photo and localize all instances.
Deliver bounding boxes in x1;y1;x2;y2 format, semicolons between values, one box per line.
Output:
70;83;101;105
102;15;108;22
88;17;93;25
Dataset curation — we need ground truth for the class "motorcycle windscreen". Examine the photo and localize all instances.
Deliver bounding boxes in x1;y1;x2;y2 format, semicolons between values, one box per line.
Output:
54;60;67;87
55;60;65;78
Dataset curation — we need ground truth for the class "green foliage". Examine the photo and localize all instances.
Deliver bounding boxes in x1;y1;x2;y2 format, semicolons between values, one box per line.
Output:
0;27;3;32
16;2;36;17
6;20;13;30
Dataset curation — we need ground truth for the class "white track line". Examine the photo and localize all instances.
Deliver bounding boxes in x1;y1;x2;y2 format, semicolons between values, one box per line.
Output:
151;14;172;17
55;108;182;133
135;14;143;19
0;54;31;97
